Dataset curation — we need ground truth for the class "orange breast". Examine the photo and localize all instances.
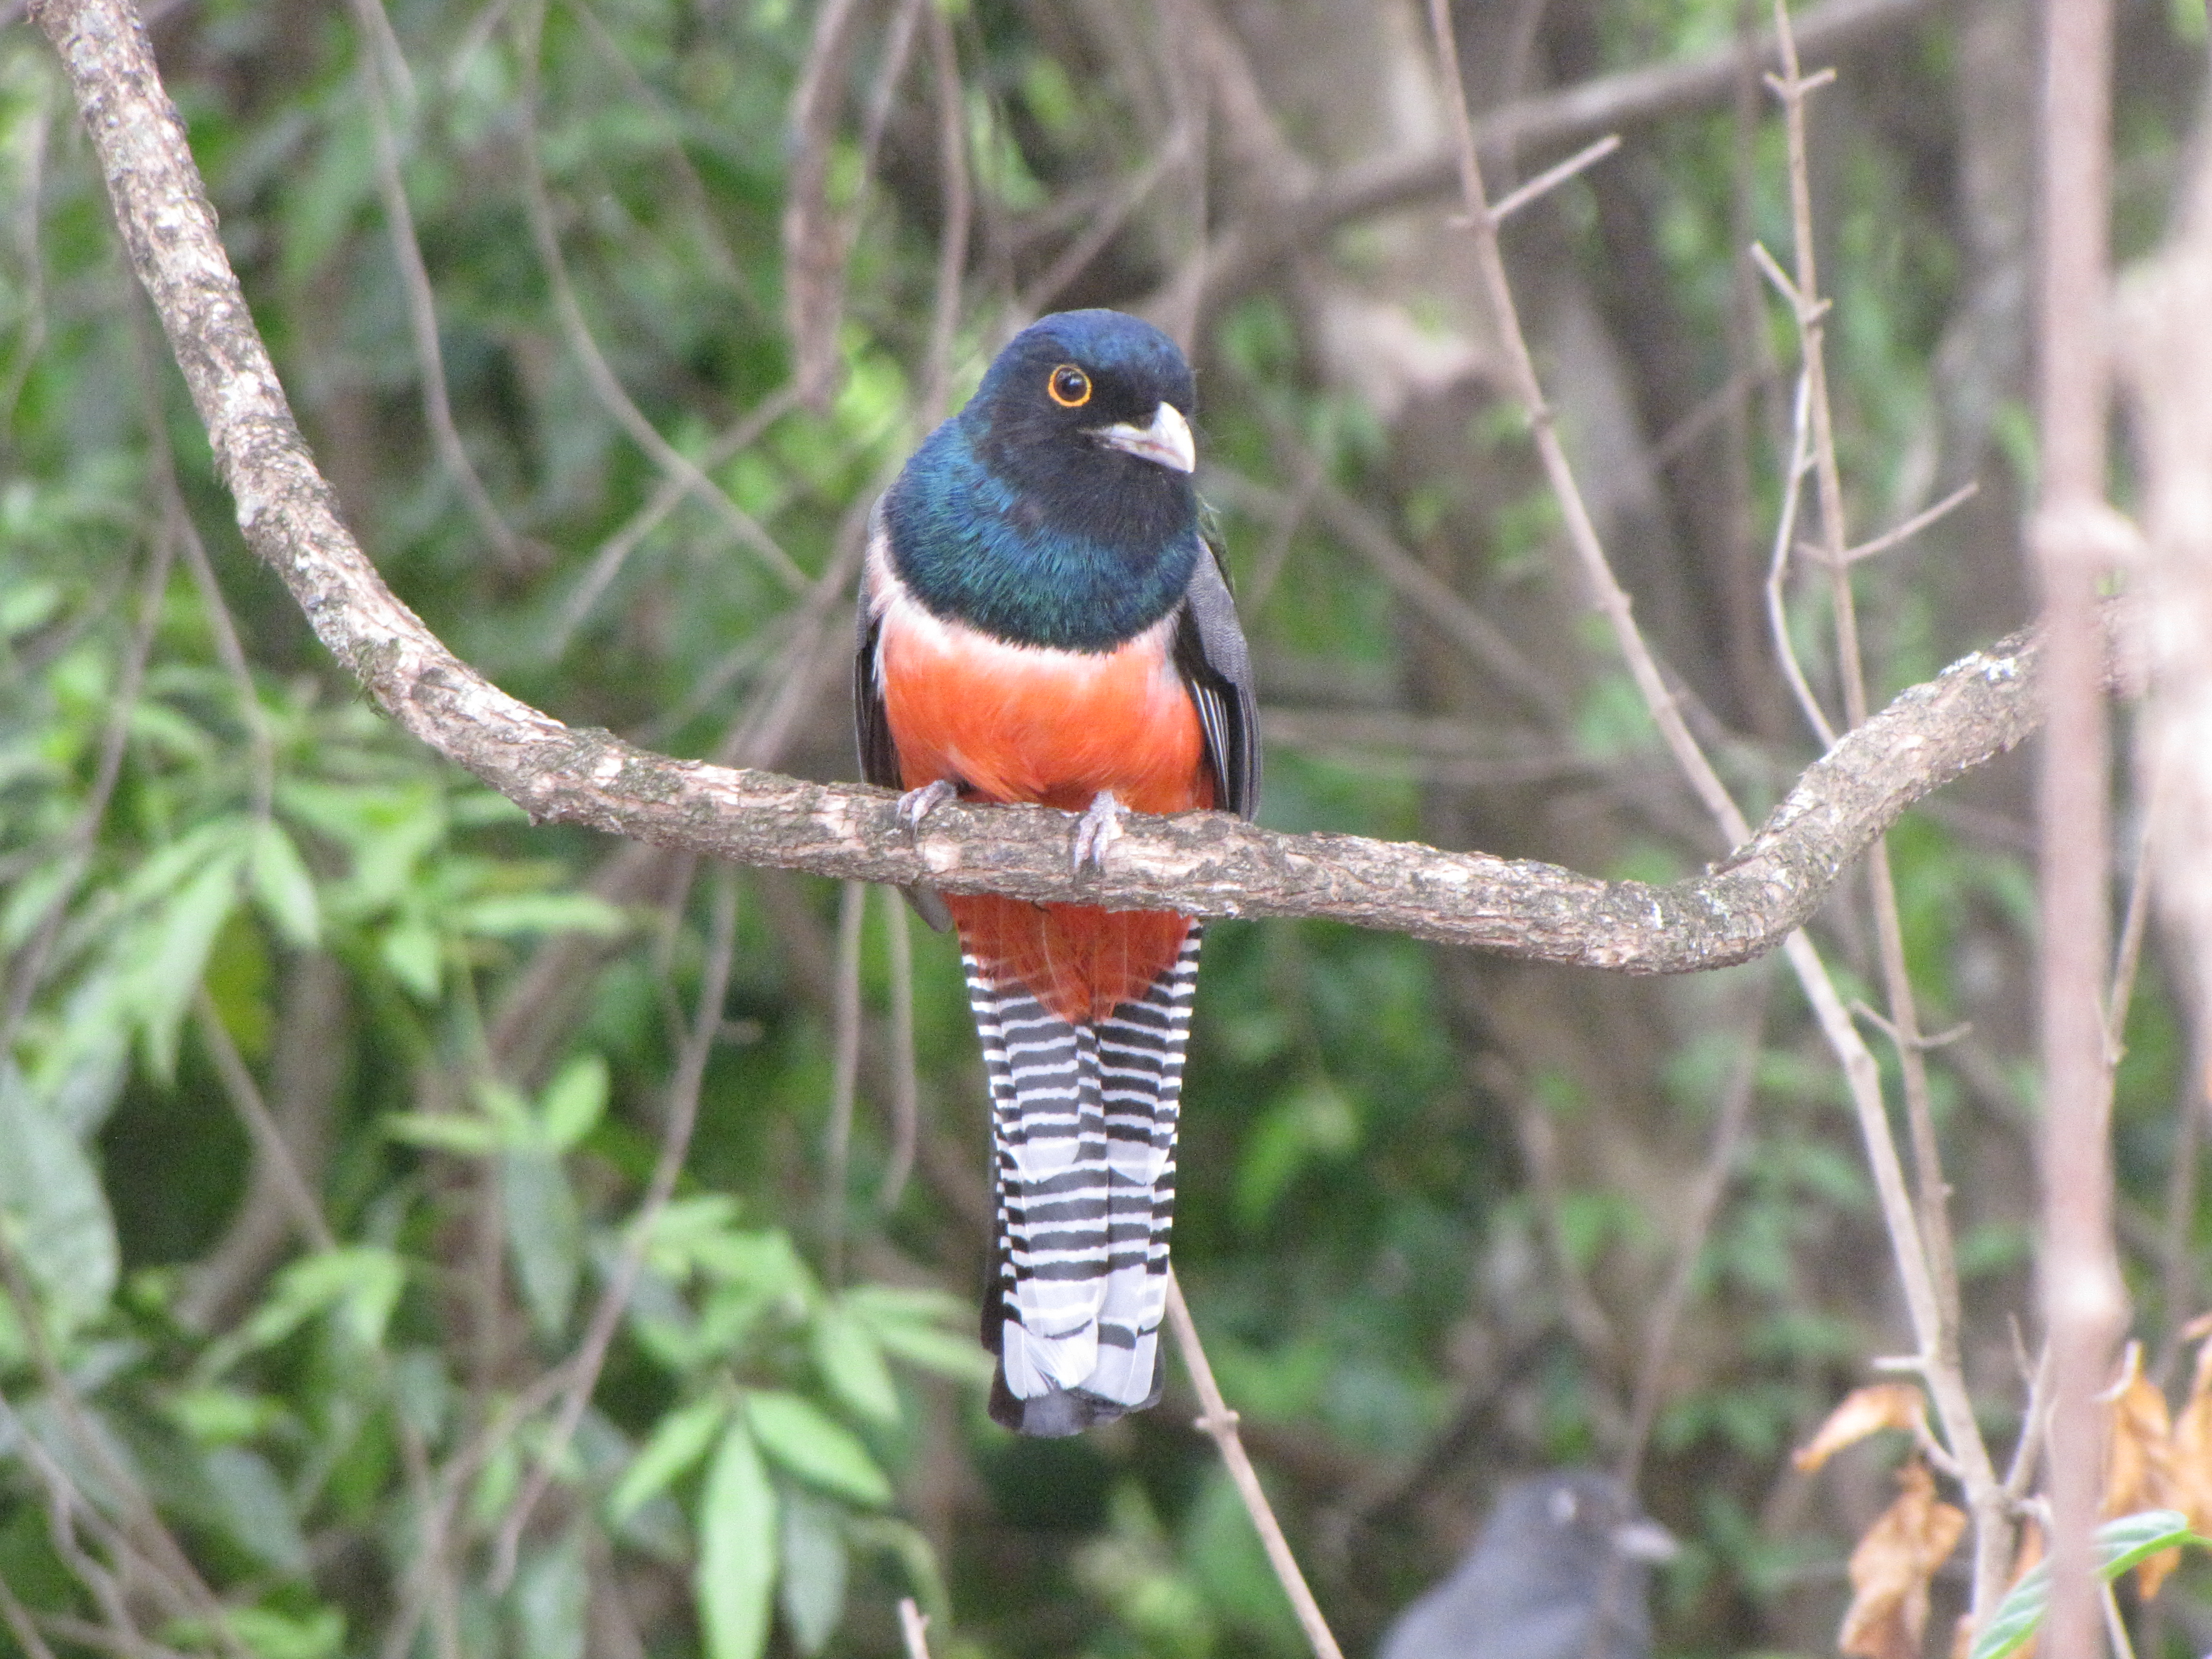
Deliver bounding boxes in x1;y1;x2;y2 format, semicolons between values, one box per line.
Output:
878;603;1211;1022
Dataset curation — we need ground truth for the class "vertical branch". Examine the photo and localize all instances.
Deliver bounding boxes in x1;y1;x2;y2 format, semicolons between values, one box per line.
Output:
1165;1274;1346;1659
824;877;867;1282
1765;5;2002;1613
1620;971;1772;1480
1417;0;2007;1614
878;886;921;1212
2033;2;2121;1657
486;867;740;1589
783;0;870;409
917;1;971;427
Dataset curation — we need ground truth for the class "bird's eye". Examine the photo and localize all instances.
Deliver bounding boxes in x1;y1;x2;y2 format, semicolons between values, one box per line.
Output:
1047;364;1093;408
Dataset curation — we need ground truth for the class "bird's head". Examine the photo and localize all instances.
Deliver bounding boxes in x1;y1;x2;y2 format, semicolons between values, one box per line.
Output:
963;310;1199;551
1490;1471;1679;1574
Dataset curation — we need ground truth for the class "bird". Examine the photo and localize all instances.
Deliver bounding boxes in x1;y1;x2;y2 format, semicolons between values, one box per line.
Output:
1377;1471;1677;1659
854;309;1258;1437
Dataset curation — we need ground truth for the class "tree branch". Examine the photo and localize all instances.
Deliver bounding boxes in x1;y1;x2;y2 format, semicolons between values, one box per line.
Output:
36;0;2093;982
1162;0;1942;326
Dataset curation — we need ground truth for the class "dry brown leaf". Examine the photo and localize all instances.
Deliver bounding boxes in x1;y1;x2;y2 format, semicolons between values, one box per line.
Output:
2100;1345;2183;1598
2103;1356;2176;1519
1797;1384;1930;1473
1839;1458;1969;1659
2172;1336;2212;1534
2152;1329;2212;1598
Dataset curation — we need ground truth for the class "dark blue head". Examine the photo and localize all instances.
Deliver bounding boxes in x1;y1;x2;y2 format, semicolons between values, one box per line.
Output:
883;310;1202;651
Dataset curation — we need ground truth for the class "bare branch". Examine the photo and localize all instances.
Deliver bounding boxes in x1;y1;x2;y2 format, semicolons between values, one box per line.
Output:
1169;0;1940;326
486;866;740;1587
1165;1274;1346;1659
2033;0;2123;1654
27;0;2119;996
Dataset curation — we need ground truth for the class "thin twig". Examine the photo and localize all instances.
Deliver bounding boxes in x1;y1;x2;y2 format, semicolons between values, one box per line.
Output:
2103;755;2165;1067
486;866;740;1589
1620;970;1772;1480
126;295;279;828
1484;133;1620;224
0;1235;253;1659
548;384;803;658
879;887;920;1211
0;1574;62;1659
897;1597;933;1659
1836;481;1981;567
347;0;535;569
917;2;971;427
193;991;337;1252
1422;0;2001;1600
0;523;172;1053
782;0;868;407
1765;370;1837;746
824;879;866;1283
1165;1273;1346;1659
515;0;808;594
1765;3;2000;1616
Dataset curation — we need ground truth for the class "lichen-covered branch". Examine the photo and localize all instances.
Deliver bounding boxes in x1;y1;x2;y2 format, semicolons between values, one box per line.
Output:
36;0;2075;977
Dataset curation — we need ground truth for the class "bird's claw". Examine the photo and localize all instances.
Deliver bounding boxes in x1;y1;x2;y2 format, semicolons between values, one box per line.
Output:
1071;791;1128;876
897;779;960;836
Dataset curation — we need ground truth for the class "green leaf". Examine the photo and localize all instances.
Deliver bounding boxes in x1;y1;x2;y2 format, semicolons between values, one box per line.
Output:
743;1390;893;1508
502;1148;582;1339
810;1304;902;1427
0;1062;120;1329
164;1606;344;1659
1969;1512;2205;1659
384;1112;508;1156
247;820;321;949
379;916;443;1000
862;1316;993;1386
513;1532;589;1659
129;842;245;1080
697;1418;779;1659
452;893;628;939
609;1393;733;1525
232;1247;405;1359
779;1490;850;1656
199;1445;310;1576
538;1054;609;1152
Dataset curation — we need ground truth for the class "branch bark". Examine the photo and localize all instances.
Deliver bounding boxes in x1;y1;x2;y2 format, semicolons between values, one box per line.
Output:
35;0;2096;982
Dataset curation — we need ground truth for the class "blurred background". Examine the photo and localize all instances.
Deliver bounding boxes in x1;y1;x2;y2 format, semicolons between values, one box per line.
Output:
2;0;2208;1654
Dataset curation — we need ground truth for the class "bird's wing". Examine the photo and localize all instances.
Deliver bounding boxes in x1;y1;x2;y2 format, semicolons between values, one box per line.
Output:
854;507;904;792
856;506;953;933
1173;531;1261;820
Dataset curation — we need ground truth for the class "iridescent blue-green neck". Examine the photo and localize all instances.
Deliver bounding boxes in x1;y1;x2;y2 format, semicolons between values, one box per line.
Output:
883;406;1200;653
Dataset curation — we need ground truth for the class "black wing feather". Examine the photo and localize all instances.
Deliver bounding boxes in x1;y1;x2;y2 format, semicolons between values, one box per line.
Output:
1173;532;1260;820
854;611;903;791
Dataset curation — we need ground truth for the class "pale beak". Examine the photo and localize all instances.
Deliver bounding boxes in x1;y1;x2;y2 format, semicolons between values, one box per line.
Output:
1096;401;1196;474
1614;1517;1680;1564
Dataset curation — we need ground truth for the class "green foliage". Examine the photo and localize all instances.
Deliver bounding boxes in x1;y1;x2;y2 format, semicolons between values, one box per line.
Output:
1;2;2202;1657
1969;1513;2206;1659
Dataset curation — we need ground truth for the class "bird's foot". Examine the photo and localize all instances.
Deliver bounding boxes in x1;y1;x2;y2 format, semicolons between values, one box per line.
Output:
897;779;960;836
1071;791;1127;876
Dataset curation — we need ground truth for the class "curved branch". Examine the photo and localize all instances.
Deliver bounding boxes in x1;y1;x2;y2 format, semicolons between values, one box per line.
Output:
38;0;2069;977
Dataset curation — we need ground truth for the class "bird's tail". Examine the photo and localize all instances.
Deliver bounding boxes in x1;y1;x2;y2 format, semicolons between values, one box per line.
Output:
964;923;1201;1436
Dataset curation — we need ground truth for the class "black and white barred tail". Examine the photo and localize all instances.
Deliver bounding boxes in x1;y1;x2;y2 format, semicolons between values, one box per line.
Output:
968;927;1203;1436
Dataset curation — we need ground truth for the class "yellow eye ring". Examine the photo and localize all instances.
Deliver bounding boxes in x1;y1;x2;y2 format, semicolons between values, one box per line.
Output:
1047;364;1092;408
